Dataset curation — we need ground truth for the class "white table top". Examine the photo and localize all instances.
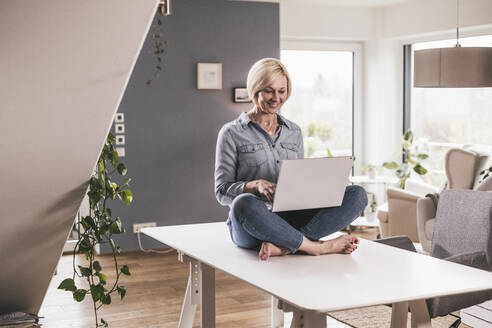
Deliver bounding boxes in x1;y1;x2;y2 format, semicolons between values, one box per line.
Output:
142;222;492;312
349;175;399;184
350;216;380;227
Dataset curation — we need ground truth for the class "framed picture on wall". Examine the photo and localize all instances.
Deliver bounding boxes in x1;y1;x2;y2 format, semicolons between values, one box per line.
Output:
197;63;222;90
233;88;251;103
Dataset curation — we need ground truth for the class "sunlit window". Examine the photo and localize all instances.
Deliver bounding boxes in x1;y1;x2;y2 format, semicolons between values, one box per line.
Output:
411;35;492;186
280;50;353;158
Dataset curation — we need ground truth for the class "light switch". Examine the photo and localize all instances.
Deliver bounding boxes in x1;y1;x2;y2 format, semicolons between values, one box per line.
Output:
116;147;125;157
115;124;125;133
115;113;125;123
116;135;125;145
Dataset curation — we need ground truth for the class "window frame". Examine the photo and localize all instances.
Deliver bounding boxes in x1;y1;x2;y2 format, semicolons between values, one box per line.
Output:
402;28;492;185
280;40;363;172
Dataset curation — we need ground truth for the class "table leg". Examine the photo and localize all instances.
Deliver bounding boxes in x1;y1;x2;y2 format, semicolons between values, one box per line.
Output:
200;262;215;328
391;301;409;328
177;259;216;328
271;297;284;328
178;273;197;328
278;301;326;328
409;300;432;328
291;309;327;328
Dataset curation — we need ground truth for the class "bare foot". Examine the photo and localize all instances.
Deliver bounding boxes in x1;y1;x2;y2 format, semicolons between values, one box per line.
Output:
259;242;290;261
320;235;359;255
299;235;359;256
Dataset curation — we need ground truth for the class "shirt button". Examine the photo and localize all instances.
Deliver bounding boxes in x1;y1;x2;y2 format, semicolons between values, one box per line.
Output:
272;144;276;148
276;160;280;164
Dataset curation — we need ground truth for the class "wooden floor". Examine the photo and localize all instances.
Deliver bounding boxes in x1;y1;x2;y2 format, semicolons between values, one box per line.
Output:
39;227;378;328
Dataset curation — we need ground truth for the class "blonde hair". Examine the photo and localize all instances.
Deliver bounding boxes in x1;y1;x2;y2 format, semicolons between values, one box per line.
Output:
246;58;291;107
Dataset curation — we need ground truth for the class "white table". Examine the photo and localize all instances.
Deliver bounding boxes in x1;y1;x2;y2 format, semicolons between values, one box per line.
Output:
350;216;379;227
142;222;492;328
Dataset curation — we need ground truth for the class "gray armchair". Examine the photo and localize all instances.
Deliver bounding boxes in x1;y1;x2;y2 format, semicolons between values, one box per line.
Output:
417;174;492;253
377;188;492;321
377;148;489;246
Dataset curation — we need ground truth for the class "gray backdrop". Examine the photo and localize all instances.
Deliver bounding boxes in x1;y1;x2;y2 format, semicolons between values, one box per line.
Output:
109;0;280;252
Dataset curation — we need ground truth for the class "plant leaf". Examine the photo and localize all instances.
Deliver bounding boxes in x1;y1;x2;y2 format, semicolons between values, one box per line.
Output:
98;159;105;173
117;286;127;300
73;289;87;302
90;284;105;302
413;164;428;175
102;293;112;305
382;161;399;170
415;153;429;160
78;236;92;253
110;218;123;234
117;163;127;176
93;261;102;272
403;130;413;142
58;278;76;292
78;265;92;277
111;150;119;167
97;272;107;285
120;189;133;206
121;265;131;276
82;216;96;230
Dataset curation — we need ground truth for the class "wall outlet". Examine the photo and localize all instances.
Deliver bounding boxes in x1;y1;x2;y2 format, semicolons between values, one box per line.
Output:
133;222;156;233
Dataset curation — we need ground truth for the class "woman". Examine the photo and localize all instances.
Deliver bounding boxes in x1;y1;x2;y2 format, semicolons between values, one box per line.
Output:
214;58;367;260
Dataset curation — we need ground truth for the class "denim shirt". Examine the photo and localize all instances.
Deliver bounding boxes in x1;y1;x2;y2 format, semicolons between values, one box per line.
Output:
214;112;304;206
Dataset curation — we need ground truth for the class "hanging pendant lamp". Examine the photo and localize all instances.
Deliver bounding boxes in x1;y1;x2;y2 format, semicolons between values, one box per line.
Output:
413;0;492;88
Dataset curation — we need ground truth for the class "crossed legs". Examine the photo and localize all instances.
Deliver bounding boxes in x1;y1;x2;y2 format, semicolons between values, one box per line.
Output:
227;185;368;260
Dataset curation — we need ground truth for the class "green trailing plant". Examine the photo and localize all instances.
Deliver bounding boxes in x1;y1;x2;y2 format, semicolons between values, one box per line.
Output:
146;11;167;86
58;133;133;328
382;130;429;189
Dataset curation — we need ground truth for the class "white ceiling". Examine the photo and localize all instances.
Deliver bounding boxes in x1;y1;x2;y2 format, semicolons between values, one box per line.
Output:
243;0;418;8
299;0;417;6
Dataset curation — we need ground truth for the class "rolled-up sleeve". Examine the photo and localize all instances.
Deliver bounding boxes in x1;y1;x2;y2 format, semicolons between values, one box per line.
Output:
214;127;246;206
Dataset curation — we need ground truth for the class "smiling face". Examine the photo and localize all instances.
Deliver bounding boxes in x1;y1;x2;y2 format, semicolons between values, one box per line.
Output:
256;74;288;115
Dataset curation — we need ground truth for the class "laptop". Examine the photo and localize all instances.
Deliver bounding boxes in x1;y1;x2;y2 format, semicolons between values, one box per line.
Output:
271;156;354;212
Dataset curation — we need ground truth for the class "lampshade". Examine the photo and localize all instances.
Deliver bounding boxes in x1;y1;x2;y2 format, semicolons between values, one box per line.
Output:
414;46;492;88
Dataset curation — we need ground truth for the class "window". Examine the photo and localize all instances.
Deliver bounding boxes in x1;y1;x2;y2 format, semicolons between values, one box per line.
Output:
280;49;355;158
411;35;492;186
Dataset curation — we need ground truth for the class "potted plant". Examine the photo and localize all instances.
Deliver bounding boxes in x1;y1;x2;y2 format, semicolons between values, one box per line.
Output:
58;133;133;327
365;192;378;221
361;164;377;179
382;130;429;189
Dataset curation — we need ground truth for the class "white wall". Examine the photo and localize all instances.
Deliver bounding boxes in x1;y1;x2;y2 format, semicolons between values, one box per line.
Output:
363;11;403;166
382;0;492;40
281;0;375;41
280;0;492;168
0;0;158;314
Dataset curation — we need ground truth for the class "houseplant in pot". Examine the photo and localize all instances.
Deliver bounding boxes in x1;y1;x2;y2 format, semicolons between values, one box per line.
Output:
58;133;133;327
361;164;377;179
382;130;429;189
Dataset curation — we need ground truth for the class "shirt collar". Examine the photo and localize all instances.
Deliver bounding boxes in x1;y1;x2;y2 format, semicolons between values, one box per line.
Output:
238;112;292;129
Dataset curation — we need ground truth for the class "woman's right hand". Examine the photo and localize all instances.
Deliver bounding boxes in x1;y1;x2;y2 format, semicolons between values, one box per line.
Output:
245;179;277;203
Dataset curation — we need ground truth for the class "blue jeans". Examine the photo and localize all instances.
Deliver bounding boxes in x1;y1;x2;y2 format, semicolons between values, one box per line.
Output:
227;185;368;253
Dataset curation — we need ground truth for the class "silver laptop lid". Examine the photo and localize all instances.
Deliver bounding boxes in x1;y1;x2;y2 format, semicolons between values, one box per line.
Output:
272;156;354;212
